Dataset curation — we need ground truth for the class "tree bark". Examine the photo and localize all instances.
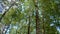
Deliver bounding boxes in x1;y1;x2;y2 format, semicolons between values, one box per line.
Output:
42;15;45;34
33;0;41;34
42;7;45;34
28;16;31;34
35;8;40;34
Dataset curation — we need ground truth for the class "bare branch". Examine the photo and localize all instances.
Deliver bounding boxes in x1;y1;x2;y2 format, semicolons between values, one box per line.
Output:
0;2;15;22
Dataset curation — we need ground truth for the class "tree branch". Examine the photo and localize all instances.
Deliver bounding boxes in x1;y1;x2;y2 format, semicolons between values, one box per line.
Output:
0;2;15;22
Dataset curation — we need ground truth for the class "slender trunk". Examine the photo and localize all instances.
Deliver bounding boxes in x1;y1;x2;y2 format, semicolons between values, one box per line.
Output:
43;23;45;34
42;9;45;34
42;16;45;34
33;0;41;34
28;16;31;34
36;8;40;34
34;1;40;34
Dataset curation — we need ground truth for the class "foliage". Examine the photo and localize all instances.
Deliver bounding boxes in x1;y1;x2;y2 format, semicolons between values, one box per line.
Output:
0;0;60;34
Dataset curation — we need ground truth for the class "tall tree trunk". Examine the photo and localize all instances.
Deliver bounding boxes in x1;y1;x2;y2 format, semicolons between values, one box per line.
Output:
42;14;45;34
42;7;45;34
28;16;31;34
35;8;40;34
33;0;41;34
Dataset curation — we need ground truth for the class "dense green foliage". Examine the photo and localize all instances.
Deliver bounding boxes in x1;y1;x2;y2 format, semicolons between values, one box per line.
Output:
0;0;60;34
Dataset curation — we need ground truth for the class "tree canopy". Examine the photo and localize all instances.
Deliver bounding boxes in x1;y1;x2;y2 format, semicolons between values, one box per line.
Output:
0;0;60;34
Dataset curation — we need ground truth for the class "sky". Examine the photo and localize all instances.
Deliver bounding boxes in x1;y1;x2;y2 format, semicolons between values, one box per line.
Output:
0;4;3;13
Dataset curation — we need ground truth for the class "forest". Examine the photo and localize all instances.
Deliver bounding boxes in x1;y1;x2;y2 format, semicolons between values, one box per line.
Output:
0;0;60;34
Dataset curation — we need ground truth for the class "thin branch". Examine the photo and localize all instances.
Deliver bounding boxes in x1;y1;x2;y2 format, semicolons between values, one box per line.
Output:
0;2;15;22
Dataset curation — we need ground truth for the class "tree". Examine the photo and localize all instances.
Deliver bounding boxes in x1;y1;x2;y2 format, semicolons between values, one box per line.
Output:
0;0;60;34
